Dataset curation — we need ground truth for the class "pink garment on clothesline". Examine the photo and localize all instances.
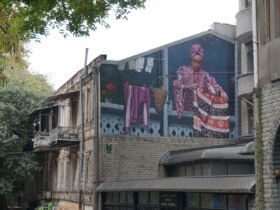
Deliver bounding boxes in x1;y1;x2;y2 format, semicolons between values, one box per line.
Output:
124;83;150;132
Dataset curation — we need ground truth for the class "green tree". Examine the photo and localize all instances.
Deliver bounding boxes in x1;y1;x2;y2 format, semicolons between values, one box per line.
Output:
0;0;146;53
0;46;53;207
0;87;47;209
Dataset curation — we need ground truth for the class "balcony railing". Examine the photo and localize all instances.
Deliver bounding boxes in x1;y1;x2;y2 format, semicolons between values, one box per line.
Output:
33;133;50;149
49;126;79;144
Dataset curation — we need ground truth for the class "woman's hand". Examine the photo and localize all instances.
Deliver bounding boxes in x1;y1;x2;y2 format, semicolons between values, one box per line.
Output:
220;90;228;100
182;83;198;90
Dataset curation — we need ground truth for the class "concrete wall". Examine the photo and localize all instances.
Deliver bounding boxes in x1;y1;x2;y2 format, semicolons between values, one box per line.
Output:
236;7;252;43
211;22;236;40
239;0;248;10
238;41;254;137
259;38;280;84
240;99;250;136
238;73;254;96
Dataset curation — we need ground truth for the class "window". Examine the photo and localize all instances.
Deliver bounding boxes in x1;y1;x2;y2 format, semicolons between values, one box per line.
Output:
271;0;280;39
179;165;186;176
86;87;91;121
246;42;254;73
186;165;193;176
59;106;65;127
185;193;199;208
150;192;159;205
138;192;160;209
237;42;242;75
247;97;254;135
194;164;202;176
71;101;78;128
228;194;247;210
245;0;252;8
104;192;113;204
104;192;135;210
112;192;119;204
138;192;149;205
228;162;253;175
127;192;134;204
120;192;127;204
202;163;210;176
201;193;226;209
211;162;227;175
264;0;271;42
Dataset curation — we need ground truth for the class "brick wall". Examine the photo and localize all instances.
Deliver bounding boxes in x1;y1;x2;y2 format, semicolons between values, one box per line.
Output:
47;135;236;209
99;135;234;181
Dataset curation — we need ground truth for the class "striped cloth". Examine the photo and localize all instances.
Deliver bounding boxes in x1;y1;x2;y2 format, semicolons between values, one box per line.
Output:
193;89;229;138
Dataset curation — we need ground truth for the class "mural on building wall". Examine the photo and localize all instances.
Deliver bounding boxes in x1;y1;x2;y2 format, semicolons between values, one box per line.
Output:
100;34;235;139
172;43;229;138
100;51;164;137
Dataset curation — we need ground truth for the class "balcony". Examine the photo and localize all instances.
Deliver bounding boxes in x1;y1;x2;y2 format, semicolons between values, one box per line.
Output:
236;7;252;43
33;133;51;151
49;127;79;145
237;72;254;96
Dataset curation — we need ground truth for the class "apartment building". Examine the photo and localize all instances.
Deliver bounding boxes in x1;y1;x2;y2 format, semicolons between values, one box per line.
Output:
252;0;280;209
26;23;257;210
236;0;255;138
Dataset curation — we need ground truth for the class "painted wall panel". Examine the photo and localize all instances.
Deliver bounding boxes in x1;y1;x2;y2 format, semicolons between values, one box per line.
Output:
100;34;235;139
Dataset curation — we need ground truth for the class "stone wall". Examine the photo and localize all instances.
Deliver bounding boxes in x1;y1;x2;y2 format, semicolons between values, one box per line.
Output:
259;83;280;209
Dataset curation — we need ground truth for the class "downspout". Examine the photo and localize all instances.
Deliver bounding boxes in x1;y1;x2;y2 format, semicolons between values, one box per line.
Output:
92;63;100;210
235;41;240;139
252;0;259;88
78;48;89;210
252;1;264;210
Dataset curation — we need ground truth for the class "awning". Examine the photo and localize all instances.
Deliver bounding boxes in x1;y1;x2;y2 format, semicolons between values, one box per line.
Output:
30;105;58;115
97;175;255;193
160;145;254;165
239;141;254;155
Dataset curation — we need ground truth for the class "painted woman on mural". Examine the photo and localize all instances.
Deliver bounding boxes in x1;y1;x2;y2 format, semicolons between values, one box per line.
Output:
173;43;229;138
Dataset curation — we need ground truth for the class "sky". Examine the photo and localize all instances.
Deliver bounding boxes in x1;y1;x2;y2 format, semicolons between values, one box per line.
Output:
27;0;238;89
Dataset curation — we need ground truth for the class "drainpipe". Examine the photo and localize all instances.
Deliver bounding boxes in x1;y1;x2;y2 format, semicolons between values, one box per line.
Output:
78;48;89;210
235;41;240;139
252;1;265;210
92;63;100;210
252;0;258;87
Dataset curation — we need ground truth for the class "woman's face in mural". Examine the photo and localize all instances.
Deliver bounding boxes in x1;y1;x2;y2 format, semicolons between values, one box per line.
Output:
191;55;203;72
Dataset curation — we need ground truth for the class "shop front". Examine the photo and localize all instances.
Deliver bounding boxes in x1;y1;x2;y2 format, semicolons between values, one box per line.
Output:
97;175;255;210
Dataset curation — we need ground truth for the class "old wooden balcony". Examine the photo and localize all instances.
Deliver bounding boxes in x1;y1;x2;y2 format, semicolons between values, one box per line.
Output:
33;132;51;151
49;127;79;146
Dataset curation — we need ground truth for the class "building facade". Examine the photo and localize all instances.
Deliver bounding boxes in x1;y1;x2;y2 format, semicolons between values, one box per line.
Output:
236;0;255;138
253;0;280;209
26;23;257;210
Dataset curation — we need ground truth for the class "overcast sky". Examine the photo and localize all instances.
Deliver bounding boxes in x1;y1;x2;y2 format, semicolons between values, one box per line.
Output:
27;0;238;89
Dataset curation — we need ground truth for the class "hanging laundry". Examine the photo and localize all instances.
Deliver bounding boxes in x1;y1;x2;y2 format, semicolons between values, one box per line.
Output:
135;57;145;72
145;57;154;73
124;83;151;132
129;60;136;70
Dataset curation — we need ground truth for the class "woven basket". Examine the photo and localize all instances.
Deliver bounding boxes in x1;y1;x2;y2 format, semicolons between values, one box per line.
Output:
151;86;168;113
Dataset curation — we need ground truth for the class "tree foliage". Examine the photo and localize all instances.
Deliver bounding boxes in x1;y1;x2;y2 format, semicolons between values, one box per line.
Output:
0;45;53;198
0;0;146;54
0;87;44;196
